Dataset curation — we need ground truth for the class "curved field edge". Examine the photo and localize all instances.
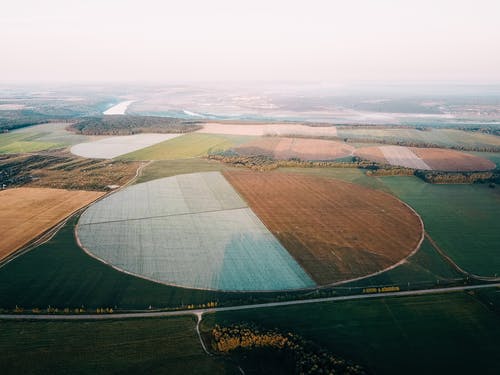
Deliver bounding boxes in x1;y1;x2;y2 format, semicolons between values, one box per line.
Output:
76;172;314;291
380;176;500;277
223;170;424;285
0;213;462;311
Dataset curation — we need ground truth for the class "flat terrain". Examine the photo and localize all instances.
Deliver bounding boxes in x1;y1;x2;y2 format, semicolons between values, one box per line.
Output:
0;153;141;191
0;133;63;154
119;133;249;160
0;316;235;375
234;137;354;160
71;133;182;159
410;147;496;171
201;292;500;375
338;127;500;150
356;145;495;171
224;171;423;284
198;122;338;137
382;176;500;277
0;187;103;260
77;172;314;291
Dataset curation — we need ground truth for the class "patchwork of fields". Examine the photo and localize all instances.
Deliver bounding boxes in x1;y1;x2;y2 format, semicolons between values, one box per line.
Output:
119;133;249;160
224;170;423;284
338;127;500;150
0;132;63;153
71;133;182;159
77;172;314;291
0;187;103;261
234;137;354;160
198;122;338;137
356;145;495;171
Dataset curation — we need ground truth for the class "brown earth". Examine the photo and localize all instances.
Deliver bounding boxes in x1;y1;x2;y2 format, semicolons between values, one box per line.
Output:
235;137;354;161
224;170;423;285
354;146;388;164
410;148;496;171
0;187;104;260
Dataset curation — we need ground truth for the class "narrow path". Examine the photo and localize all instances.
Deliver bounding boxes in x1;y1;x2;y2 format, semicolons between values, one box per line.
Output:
194;312;210;355
1;282;499;321
425;232;500;282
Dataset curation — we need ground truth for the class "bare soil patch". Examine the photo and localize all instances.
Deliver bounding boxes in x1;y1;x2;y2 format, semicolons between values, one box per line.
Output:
235;137;354;161
410;148;496;171
224;170;423;284
0;187;103;260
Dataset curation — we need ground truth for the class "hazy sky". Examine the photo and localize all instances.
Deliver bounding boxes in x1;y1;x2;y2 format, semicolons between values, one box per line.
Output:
1;0;499;83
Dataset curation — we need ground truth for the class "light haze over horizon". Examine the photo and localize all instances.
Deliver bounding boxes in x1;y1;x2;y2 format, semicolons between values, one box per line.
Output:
1;0;499;84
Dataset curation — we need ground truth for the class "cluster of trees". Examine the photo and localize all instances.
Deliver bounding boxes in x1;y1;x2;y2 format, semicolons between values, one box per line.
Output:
415;170;499;184
68;115;202;135
211;323;366;375
0;110;50;132
366;167;415;176
208;154;377;171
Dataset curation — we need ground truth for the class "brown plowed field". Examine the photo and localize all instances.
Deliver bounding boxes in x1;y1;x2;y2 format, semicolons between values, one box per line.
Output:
234;137;354;161
224;171;423;284
0;187;104;260
410;148;496;171
355;145;495;171
354;146;388;164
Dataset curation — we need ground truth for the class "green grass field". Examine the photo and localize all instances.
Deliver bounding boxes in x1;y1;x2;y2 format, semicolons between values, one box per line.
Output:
136;158;230;183
0;316;235;375
381;176;500;277
119;133;251;161
343;238;462;289
201;291;500;375
0;133;63;153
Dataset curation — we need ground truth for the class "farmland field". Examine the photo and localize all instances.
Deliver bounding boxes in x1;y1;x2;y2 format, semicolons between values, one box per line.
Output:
136;158;229;183
381;176;500;277
12;122;95;145
201;291;500;375
71;133;182;159
355;145;495;171
119;133;250;160
77;172;314;291
338;127;500;150
198;122;338;137
234;137;354;160
0;132;63;153
0;316;235;375
224;170;423;284
0;187;103;261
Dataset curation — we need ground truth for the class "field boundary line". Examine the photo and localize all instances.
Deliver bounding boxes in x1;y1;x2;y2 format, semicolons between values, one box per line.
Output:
425;232;500;282
1;283;499;321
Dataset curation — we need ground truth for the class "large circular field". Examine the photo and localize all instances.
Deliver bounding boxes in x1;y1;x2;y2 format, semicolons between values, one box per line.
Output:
355;145;495;171
224;170;424;285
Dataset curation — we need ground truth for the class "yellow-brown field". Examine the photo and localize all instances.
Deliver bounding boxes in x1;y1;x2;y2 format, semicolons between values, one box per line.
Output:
0;187;103;260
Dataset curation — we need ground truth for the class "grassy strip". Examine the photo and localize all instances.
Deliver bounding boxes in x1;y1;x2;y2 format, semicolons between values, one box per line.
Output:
201;292;500;375
0;316;235;375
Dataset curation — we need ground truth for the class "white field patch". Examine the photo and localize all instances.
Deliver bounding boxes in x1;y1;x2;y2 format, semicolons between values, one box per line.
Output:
380;146;432;170
70;133;182;159
198;122;338;137
77;172;315;291
103;100;135;115
0;104;26;110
